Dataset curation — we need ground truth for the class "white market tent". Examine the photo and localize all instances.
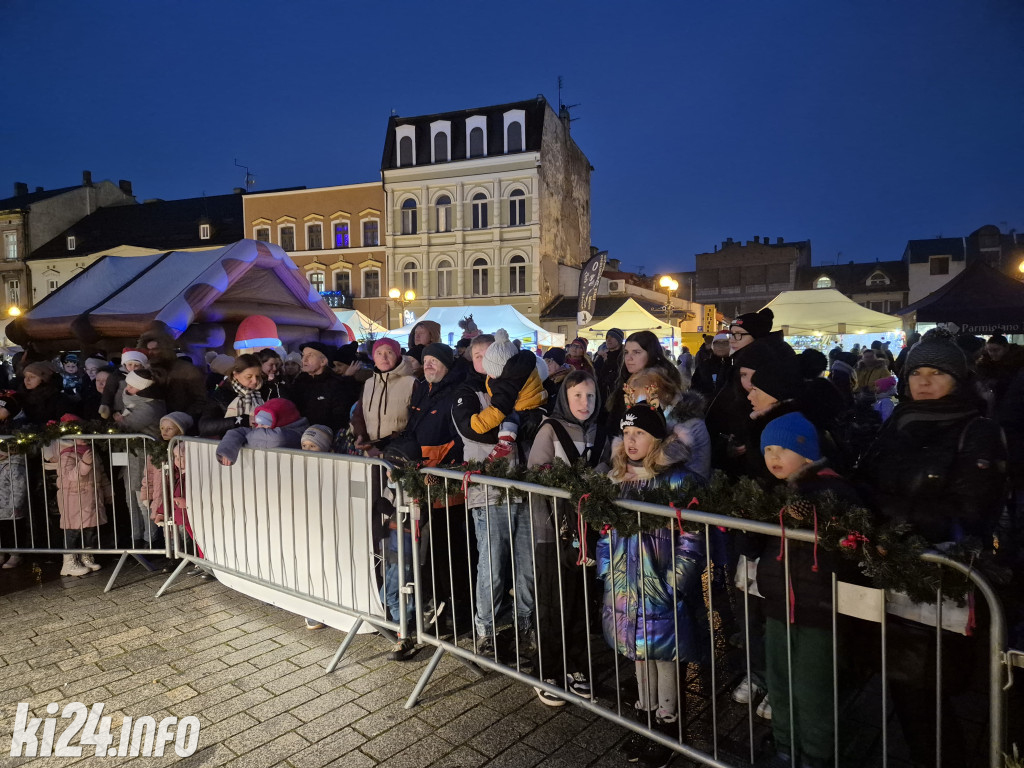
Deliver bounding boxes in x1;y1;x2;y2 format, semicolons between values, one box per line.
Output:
577;298;677;341
382;305;565;348
760;289;901;335
332;309;388;340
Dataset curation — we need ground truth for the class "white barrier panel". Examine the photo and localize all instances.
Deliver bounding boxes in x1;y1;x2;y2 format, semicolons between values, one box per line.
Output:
183;439;384;633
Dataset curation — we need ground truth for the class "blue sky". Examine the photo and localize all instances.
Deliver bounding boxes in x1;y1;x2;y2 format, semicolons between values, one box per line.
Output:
4;0;1022;273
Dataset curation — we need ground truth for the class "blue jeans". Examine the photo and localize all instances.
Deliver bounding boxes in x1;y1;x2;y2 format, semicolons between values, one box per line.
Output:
472;501;534;637
381;529;414;631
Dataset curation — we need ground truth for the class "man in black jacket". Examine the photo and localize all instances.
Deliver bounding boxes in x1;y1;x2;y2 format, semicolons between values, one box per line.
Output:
289;342;354;433
594;328;624;402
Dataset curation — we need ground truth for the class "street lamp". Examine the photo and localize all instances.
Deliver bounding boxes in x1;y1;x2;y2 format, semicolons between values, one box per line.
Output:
387;287;416;328
658;275;679;354
6;306;20;317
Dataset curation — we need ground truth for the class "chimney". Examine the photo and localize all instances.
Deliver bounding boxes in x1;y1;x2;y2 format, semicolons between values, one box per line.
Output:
777;237;784;244
118;179;133;196
82;170;93;186
726;237;733;244
35;186;43;193
558;104;571;133
754;236;760;243
13;182;28;197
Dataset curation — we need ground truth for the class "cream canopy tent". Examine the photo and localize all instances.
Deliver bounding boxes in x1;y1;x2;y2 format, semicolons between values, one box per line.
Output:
578;298;677;341
760;289;901;335
382;305;565;348
332;309;388;340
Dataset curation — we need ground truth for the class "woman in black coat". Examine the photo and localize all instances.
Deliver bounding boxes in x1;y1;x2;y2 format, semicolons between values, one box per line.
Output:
858;329;1007;767
15;362;78;427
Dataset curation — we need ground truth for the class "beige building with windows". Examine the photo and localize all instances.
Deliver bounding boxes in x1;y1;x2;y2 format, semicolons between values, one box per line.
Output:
380;97;591;325
242;183;388;325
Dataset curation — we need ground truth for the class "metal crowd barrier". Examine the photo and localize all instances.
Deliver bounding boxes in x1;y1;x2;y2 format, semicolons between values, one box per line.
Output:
156;437;407;672
0;432;170;592
402;468;1012;768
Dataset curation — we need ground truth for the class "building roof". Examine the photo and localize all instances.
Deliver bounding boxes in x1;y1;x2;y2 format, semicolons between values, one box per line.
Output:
381;97;550;171
796;260;908;294
902;225;1024;269
541;294;667;321
29;193;244;260
0;185;79;212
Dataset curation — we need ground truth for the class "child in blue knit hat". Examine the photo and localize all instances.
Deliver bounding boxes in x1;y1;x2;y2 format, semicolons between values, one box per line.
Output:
754;411;862;768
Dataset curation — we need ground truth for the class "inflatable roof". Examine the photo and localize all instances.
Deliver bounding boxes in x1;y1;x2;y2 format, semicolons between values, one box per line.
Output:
9;239;345;352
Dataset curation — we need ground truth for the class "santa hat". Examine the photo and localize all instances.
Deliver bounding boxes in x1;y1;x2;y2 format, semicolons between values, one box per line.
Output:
234;315;281;351
252;398;301;428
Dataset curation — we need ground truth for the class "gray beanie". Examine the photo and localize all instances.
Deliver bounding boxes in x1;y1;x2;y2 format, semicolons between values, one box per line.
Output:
905;328;968;382
483;329;518;379
301;424;334;453
160;411;194;436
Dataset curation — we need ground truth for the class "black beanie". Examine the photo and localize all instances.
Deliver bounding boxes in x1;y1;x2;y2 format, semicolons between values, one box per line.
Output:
905;329;968;382
730;308;774;339
750;356;803;402
798;348;828;379
620;403;668;439
987;333;1009;346
543;348;566;366
422;342;455;371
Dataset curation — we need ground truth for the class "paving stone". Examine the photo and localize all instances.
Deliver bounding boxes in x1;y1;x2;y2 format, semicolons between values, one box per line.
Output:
428;745;489;768
322;749;377;768
287;726;368;768
377;733;454;767
294;701;368;743
289;685;359;722
434;705;504;745
245;683;317;721
224;711;302;755
477;741;545;768
262;662;324;695
224;731;309;768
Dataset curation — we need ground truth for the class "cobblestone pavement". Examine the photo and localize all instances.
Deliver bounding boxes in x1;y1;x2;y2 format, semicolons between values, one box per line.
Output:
0;557;727;768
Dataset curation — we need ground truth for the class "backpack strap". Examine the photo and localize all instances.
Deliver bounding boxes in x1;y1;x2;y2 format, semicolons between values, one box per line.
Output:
541;418;582;465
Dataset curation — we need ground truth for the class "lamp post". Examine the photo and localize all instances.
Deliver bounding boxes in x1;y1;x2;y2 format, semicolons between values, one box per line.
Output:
7;306;20;317
387;287;416;329
658;275;679;354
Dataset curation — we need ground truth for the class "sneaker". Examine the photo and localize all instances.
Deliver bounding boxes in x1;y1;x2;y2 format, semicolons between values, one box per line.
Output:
623;731;648;762
423;600;446;628
387;636;420;662
565;671;591;697
476;635;496;658
304;618;325;630
1;554;23;569
60;554;90;577
636;738;674;768
756;696;772;720
732;677;764;704
533;679;566;707
79;553;101;572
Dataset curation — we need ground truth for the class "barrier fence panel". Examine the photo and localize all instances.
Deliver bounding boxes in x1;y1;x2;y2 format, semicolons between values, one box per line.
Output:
0;432;170;592
404;469;1012;768
156;437;407;671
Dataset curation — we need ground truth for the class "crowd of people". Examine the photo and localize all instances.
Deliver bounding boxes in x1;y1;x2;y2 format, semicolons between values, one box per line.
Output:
0;313;1020;768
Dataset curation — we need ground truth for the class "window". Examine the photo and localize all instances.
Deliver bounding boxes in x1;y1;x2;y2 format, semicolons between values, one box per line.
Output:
472;257;489;296
199;224;211;240
362;220;379;246
507;122;523;153
508;190;526;226
930;256;950;276
814;275;833;289
335;270;351;296
6;280;19;304
437;259;453;297
401;199;418;235
869;300;884;312
867;271;889;286
307;223;323;250
399;136;414;166
433;132;448;163
508;255;527;294
364;269;380;298
402;261;418;293
888;299;902;312
436;195;452;232
3;232;16;261
280;226;295;251
67;235;77;251
308;271;325;293
469;127;485;158
47;279;59;294
472;193;488;229
333;222;349;248
255;227;270;243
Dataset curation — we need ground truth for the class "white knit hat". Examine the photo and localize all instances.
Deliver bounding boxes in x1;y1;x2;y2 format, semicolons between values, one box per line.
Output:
483;329;518;379
125;370;154;391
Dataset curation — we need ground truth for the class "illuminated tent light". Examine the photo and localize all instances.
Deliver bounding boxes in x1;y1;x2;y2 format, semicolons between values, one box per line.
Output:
234;315;281;350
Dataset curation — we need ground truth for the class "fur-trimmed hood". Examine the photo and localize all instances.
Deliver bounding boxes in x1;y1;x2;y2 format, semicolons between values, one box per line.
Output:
669;389;706;423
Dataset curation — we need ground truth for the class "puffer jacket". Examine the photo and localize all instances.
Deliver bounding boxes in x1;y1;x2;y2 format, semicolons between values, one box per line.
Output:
667;390;711;481
359;356;418;445
452;371;508;509
0;453;27;520
596;462;706;661
118;392;167;438
215;417;310;465
858;396;1007;543
56;444;110;530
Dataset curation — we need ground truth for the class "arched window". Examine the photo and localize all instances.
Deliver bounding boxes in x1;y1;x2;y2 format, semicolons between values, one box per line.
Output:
437;259;453;297
472;257;489;296
469;127;485;158
436;195;452;232
399;136;413;166
472;193;488;229
508;189;526;227
508;255;527;295
507;122;523;153
814;275;833;289
867;271;890;286
433;132;448;163
402;261;418;293
401;198;418;235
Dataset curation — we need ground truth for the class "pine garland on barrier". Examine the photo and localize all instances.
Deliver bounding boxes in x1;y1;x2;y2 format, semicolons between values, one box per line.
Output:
388;460;981;601
0;419;122;454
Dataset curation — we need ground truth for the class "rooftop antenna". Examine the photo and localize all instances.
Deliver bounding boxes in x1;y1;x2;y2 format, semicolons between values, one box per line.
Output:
556;76;581;121
234;159;256;191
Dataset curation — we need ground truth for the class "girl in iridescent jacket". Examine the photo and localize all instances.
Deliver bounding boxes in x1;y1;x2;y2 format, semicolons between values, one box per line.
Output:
596;402;705;764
